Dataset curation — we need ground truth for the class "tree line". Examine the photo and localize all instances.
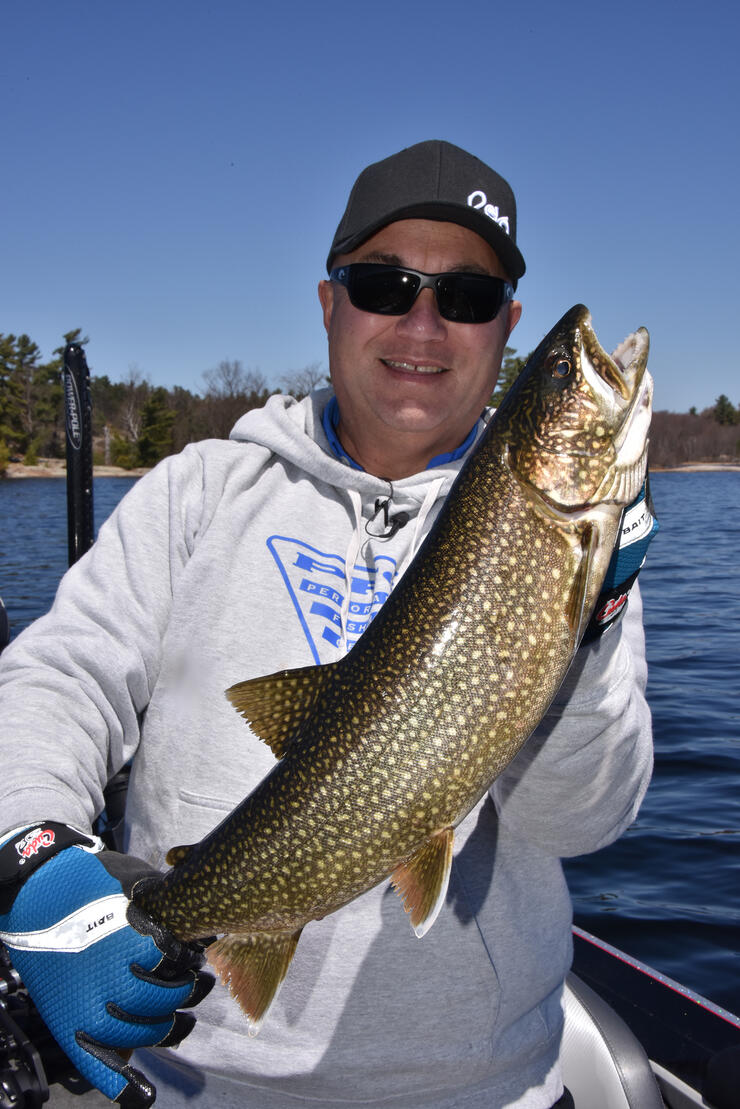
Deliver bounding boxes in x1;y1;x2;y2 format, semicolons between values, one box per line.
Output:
1;331;738;473
0;330;327;472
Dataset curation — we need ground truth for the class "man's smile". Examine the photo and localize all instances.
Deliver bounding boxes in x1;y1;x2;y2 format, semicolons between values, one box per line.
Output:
381;359;449;376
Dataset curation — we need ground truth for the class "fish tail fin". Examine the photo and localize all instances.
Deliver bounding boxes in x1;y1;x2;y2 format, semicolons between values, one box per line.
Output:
390;827;454;938
207;929;302;1034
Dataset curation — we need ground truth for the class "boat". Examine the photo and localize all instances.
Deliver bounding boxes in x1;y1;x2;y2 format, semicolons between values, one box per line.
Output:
564;925;740;1108
0;596;8;654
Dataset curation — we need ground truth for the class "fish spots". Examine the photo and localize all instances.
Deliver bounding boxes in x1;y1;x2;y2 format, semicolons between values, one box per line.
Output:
138;338;639;953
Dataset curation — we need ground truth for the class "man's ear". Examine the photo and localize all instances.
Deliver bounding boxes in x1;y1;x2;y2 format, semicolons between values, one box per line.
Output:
318;279;334;334
505;299;522;341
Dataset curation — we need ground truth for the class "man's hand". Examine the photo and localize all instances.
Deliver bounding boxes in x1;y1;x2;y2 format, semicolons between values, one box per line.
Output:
0;823;213;1107
582;477;659;643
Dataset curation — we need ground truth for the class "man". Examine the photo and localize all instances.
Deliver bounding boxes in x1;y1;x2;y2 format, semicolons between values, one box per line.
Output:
0;141;653;1109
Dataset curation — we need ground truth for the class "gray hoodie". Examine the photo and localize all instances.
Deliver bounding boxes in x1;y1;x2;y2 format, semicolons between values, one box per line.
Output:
0;389;653;1108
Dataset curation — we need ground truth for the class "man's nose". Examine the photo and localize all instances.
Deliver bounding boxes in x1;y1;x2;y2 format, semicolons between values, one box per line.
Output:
394;287;448;338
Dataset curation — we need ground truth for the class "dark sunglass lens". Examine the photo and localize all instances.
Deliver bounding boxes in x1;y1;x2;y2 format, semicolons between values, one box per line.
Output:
436;276;502;323
349;267;418;315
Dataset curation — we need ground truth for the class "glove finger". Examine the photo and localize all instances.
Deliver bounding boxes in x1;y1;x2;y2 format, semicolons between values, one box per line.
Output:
74;1030;157;1107
102;976;190;1025
130;959;215;1009
154;1009;196;1048
127;902;207;975
124;962;203;1017
104;1004;196;1048
182;968;215;1008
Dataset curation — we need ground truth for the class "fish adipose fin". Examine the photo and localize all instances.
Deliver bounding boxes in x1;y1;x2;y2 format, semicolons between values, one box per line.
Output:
226;663;337;758
390;827;454;938
165;842;197;866
207;928;302;1035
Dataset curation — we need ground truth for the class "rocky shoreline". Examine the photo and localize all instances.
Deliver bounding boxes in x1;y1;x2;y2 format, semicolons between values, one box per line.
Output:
650;463;740;473
2;458;150;479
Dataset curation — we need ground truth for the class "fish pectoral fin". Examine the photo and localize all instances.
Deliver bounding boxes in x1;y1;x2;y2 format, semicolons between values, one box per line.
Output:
207;928;302;1035
566;522;598;642
165;842;197;866
226;663;338;757
390;827;454;938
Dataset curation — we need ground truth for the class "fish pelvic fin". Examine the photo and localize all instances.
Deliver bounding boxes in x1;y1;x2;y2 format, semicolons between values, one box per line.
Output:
566;522;599;642
207;928;302;1035
226;663;338;758
390;827;454;939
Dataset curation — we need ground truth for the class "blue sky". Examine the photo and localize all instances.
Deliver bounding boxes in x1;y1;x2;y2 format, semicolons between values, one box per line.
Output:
2;0;737;414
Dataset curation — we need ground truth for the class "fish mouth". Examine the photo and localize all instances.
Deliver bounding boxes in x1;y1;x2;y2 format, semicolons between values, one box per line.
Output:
577;307;649;405
573;307;654;476
575;307;652;452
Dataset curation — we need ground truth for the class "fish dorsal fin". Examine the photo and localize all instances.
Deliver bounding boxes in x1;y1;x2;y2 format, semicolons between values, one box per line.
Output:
390;827;454;938
226;663;336;758
207;929;302;1035
566;522;598;642
165;842;196;867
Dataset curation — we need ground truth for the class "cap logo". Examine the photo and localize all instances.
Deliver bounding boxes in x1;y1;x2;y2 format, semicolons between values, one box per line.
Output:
467;190;510;235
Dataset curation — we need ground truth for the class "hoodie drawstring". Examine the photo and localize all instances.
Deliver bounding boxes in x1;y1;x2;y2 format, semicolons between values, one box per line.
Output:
339;478;446;654
340;489;365;654
395;477;445;580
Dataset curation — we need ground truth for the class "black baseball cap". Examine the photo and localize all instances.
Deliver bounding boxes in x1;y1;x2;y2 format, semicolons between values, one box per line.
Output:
327;140;525;286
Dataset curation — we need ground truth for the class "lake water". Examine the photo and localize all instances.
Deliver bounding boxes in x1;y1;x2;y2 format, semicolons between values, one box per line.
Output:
565;470;740;1014
1;470;738;1013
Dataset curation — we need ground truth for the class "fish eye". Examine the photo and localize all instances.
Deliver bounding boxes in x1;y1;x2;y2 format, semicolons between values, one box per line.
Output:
551;358;571;379
544;352;572;379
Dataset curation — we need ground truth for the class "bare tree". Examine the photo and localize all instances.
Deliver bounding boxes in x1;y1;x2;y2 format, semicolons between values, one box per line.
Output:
649;410;740;468
200;360;270;438
202;360;267;400
120;365;149;443
279;362;329;400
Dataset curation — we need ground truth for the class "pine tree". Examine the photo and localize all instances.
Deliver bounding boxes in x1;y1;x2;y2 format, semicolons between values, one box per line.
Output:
137;387;175;466
713;395;738;425
0;333;25;448
490;346;529;407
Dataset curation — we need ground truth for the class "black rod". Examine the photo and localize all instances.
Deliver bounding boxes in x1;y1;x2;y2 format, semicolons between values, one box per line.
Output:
63;342;95;566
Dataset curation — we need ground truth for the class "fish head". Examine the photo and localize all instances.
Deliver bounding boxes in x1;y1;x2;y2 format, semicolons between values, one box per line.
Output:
499;304;652;509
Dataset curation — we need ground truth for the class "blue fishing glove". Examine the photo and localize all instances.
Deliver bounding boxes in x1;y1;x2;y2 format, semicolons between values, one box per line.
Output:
0;822;214;1107
582;476;659;643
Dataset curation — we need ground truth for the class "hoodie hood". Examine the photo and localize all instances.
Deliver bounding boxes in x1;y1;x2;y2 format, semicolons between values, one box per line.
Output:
229;386;482;509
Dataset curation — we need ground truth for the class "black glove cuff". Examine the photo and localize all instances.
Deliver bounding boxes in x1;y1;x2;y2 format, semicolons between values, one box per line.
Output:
0;822;97;913
581;566;641;644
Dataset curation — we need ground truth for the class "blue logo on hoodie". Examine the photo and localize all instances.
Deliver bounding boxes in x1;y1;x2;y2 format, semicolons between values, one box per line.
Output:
267;536;397;660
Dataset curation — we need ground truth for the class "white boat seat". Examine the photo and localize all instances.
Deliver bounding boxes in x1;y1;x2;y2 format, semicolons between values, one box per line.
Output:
561;973;665;1108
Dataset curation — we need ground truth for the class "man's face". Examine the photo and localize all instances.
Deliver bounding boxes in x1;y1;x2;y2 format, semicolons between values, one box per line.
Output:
318;218;522;477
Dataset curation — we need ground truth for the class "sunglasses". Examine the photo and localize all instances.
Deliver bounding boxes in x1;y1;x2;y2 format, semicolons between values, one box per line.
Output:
329;263;514;324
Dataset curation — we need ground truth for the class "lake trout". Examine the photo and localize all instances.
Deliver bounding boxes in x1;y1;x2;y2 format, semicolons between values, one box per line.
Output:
134;304;652;1033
